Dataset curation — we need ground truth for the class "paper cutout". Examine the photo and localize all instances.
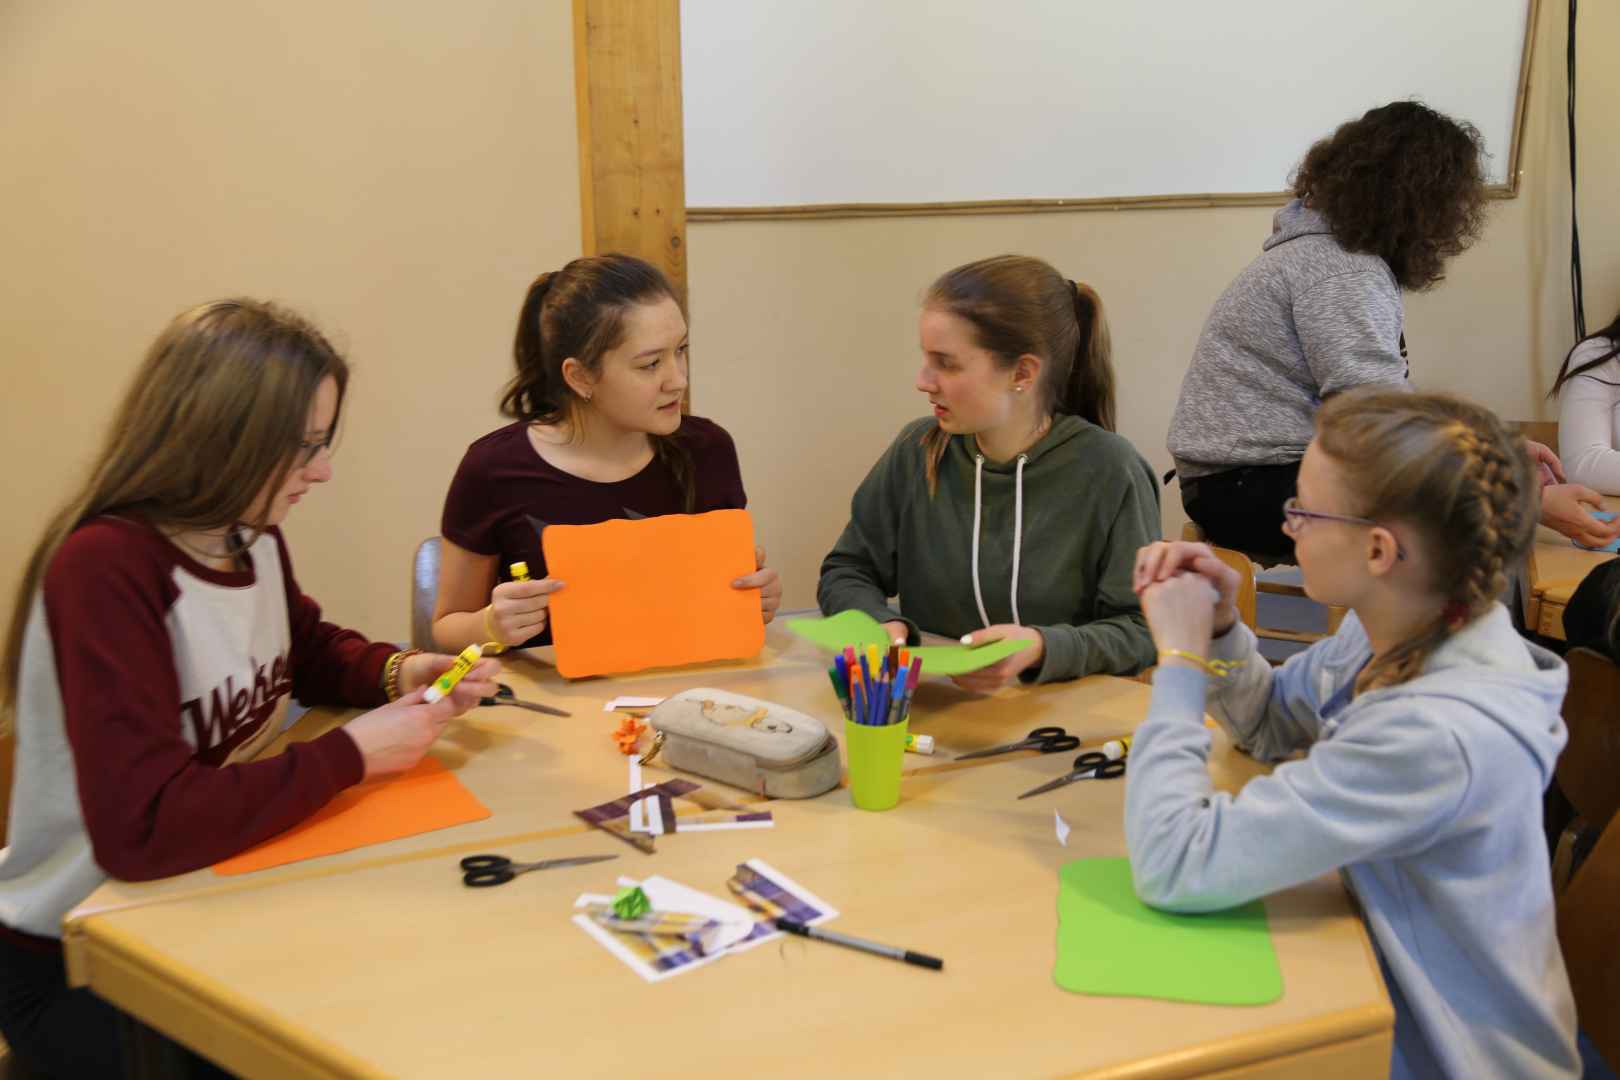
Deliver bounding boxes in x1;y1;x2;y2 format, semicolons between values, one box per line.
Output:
627;758;773;834
543;510;765;678
787;610;1031;675
212;757;489;875
1054;809;1071;847
1053;858;1282;1005
604;696;665;712
575;777;701;853
572;859;835;983
1573;510;1620;552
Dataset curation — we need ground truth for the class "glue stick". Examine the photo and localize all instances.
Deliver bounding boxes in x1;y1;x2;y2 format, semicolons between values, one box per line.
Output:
510;561;530;582
903;733;935;755
1100;736;1132;761
424;644;483;704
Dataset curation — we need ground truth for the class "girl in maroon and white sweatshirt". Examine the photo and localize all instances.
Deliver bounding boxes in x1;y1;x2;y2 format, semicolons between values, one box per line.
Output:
0;299;498;1078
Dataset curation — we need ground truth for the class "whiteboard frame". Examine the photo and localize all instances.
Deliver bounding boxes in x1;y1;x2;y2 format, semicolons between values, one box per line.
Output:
687;0;1538;223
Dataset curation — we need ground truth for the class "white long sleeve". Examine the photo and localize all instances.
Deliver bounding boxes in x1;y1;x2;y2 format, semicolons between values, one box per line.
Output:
1557;336;1620;495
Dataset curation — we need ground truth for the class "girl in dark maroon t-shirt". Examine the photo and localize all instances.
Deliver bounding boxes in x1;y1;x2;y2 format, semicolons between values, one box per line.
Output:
433;254;782;651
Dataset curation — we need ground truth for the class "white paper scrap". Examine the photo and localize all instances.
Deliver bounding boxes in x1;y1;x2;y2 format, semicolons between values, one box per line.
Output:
1054;809;1071;847
604;696;665;712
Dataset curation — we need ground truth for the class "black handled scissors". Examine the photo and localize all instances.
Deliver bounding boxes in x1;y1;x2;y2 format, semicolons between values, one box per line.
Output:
1017;750;1126;799
954;726;1081;761
479;682;571;717
459;853;617;887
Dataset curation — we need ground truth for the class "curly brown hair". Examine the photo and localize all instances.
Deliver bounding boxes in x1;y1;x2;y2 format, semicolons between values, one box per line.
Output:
1292;101;1488;291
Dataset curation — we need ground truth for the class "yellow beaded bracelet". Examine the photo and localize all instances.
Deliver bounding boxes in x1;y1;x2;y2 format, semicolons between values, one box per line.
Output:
1158;648;1244;677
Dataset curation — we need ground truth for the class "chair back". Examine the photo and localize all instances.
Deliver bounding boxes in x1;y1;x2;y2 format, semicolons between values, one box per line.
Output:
411;537;442;651
1558;819;1620;1067
1558;647;1620;833
1208;546;1257;633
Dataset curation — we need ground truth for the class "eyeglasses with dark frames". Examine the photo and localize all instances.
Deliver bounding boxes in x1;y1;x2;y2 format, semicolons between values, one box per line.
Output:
1282;497;1405;560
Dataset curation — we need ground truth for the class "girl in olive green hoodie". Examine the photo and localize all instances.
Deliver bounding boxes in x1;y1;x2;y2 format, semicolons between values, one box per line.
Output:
818;255;1161;689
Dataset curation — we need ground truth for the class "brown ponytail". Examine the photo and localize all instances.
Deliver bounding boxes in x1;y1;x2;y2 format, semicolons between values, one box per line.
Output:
499;254;696;511
920;255;1117;494
1065;281;1115;432
1315;388;1538;693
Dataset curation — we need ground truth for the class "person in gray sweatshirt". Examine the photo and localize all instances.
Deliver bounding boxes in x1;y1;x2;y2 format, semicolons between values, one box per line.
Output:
1167;101;1489;560
1128;388;1579;1079
818;255;1160;688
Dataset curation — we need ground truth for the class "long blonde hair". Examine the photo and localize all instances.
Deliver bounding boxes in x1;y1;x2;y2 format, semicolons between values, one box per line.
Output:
2;299;349;712
919;255;1114;494
1315;388;1537;693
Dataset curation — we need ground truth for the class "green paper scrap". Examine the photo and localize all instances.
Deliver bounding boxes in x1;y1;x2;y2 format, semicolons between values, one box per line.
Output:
1053;857;1282;1006
785;610;1032;676
612;885;650;920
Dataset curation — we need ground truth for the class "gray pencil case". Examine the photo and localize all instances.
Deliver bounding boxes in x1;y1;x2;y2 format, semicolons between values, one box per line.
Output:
645;688;840;799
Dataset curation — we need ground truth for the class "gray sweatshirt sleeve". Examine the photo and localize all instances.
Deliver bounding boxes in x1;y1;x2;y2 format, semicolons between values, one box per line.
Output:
1029;461;1160;682
1124;665;1472;913
1294;270;1407;397
817;439;917;640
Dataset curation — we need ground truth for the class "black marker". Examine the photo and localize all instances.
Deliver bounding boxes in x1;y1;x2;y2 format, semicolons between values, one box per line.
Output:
775;917;944;971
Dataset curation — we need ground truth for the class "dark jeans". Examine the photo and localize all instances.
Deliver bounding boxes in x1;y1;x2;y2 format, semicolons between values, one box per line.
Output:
1180;463;1300;562
0;929;123;1078
0;928;233;1079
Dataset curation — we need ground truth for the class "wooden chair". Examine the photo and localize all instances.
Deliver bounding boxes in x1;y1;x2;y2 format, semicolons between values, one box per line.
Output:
1552;647;1620;893
411;537;442;651
1558;817;1620;1069
1180;521;1345;645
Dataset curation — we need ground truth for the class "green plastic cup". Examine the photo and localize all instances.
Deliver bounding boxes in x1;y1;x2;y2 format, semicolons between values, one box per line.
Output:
845;718;909;811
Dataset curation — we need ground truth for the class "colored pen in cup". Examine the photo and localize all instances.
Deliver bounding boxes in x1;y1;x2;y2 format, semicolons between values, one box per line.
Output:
775;917;943;971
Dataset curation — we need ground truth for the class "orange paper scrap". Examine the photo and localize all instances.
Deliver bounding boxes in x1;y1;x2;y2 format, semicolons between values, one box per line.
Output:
542;509;765;678
212;757;490;875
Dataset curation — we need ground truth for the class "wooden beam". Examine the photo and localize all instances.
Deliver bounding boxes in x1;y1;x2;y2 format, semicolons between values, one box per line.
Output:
572;0;687;306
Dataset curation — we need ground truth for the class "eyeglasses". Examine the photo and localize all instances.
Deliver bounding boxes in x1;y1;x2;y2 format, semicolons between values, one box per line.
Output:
1282;497;1405;559
295;431;335;468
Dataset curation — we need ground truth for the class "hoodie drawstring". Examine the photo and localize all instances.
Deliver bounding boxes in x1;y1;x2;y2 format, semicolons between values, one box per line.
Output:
970;453;1028;630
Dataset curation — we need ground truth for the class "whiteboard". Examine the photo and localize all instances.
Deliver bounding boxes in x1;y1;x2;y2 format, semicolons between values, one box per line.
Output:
681;0;1531;211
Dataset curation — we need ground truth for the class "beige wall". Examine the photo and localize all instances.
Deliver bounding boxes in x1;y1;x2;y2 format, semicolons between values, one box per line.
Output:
3;3;1616;633
0;2;581;640
688;0;1620;611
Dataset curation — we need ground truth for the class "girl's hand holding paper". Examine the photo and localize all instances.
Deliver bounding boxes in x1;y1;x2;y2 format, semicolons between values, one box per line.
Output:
951;624;1045;691
730;545;782;624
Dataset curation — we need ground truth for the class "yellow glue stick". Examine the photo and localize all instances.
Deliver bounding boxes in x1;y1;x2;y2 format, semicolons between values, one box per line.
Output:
424;644;483;704
902;733;935;755
1100;736;1132;761
510;561;530;582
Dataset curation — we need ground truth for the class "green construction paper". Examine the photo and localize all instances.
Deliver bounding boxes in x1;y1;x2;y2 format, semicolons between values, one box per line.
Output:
785;611;1033;676
1053;857;1282;1006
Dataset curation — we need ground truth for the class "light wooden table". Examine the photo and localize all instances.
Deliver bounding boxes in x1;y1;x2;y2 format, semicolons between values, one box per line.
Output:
1526;536;1616;640
63;623;1393;1079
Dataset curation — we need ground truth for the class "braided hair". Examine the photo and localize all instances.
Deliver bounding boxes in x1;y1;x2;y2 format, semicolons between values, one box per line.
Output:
1315;388;1538;693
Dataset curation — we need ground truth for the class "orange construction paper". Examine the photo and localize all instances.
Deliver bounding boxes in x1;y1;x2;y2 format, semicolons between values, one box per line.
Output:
542;509;765;679
212;757;490;876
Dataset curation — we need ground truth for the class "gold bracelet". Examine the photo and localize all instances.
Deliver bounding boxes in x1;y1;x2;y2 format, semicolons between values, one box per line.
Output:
383;648;422;701
1158;648;1244;677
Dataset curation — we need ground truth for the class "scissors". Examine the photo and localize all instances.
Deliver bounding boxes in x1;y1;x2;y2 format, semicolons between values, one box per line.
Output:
479;682;571;717
459;853;617;887
1016;750;1126;799
954;726;1081;761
